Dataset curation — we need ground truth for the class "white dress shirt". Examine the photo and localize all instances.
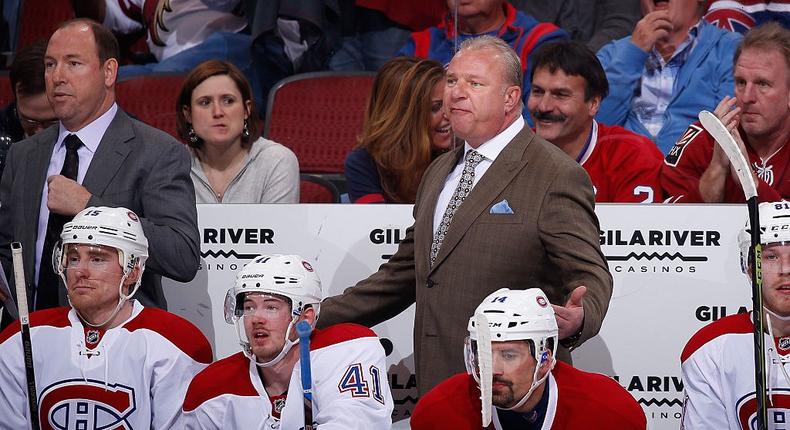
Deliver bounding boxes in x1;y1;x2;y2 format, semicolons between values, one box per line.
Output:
433;116;525;235
35;103;119;284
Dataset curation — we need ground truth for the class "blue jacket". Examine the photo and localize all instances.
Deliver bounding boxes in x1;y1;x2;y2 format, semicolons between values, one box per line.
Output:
596;21;742;154
398;2;568;126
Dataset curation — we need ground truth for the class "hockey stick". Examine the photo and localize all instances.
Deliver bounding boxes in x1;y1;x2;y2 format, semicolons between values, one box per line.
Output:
475;313;493;427
11;242;40;430
296;320;314;430
699;110;767;429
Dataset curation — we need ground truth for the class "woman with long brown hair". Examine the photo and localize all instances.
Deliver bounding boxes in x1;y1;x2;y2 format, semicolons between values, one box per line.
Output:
345;57;452;203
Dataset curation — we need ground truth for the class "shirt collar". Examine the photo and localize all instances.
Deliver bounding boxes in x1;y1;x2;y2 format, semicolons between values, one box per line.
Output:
55;103;118;154
463;116;525;163
647;19;702;69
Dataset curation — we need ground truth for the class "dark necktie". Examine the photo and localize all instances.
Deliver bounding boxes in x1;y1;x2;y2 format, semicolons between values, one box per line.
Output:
430;149;483;266
36;134;82;310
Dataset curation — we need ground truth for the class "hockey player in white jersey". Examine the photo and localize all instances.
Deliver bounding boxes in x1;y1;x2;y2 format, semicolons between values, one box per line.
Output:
180;254;394;429
681;201;790;429
0;206;212;429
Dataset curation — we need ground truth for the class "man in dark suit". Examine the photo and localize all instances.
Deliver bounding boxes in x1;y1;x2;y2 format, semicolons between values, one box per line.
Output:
0;19;199;318
318;35;612;396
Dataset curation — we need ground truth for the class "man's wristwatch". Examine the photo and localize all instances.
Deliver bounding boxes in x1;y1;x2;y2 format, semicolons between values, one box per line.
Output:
560;327;583;349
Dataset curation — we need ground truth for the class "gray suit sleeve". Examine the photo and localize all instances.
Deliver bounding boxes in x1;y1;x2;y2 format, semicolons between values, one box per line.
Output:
538;164;613;345
87;141;200;282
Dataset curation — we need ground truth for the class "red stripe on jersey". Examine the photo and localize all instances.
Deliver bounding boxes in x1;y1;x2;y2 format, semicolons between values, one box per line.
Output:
123;307;213;364
0;307;70;344
681;312;753;363
182;352;255;412
519;22;562;74
355;193;386;203
310;323;377;351
413;30;432;59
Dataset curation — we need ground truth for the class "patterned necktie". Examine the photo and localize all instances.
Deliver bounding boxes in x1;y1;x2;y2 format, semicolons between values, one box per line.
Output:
430;149;484;266
36;134;82;310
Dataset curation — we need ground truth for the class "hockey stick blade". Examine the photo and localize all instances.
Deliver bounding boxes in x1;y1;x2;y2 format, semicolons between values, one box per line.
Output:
698;110;757;199
296;320;314;430
12;242;40;430
475;313;493;427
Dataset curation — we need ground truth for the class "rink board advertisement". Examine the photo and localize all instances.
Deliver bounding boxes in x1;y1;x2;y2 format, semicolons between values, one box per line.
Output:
163;204;749;429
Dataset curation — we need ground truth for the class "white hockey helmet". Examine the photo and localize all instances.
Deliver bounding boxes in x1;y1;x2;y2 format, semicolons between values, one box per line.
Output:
738;202;790;273
55;206;149;326
224;254;322;366
465;288;558;410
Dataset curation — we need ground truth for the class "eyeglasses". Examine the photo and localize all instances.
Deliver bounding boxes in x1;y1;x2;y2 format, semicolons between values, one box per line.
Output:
16;106;57;135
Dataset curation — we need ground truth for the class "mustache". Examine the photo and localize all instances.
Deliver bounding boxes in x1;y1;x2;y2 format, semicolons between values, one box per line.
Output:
533;110;567;122
492;376;513;387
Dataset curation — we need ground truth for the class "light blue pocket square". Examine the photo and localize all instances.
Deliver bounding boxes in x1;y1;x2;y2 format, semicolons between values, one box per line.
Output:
490;199;514;214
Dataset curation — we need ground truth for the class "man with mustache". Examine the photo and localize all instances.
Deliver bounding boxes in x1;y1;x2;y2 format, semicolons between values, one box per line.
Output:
528;40;663;203
410;288;645;429
661;22;790;203
596;0;742;154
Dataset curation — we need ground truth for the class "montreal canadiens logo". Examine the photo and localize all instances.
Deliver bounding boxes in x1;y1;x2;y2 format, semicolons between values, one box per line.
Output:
536;296;548;308
736;390;790;429
39;379;136;430
302;261;314;272
126;211;138;222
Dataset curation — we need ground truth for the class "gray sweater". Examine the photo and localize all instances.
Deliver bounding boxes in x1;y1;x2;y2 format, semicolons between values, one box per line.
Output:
191;137;300;203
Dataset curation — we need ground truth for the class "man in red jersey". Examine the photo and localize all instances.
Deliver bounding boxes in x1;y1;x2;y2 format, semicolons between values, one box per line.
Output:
411;287;646;429
528;40;663;203
662;22;790;203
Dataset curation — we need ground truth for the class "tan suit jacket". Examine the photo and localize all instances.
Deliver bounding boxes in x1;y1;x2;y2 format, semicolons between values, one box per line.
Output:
319;125;612;395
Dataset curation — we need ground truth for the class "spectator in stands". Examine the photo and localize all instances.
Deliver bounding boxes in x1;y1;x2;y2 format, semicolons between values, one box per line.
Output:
0;40;57;178
705;0;790;33
596;0;742;154
528;41;663;203
345;57;451;203
177;60;299;204
328;0;445;72
398;0;568;125
73;0;251;80
511;0;641;52
661;22;790;203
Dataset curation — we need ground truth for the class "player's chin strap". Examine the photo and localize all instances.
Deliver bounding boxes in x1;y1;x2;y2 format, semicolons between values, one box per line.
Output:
64;270;137;329
501;352;555;411
242;316;301;368
764;308;790;406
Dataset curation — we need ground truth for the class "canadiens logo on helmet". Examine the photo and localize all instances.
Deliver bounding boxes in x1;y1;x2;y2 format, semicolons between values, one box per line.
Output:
126;211;138;222
39;379;136;430
302;261;314;272
536;296;547;307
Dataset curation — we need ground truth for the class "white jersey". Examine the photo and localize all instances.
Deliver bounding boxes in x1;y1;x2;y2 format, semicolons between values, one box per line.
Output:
180;323;394;429
102;0;247;61
0;301;212;429
681;312;790;429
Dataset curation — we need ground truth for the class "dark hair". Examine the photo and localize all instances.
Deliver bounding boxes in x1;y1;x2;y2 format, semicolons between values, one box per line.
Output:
176;60;259;148
10;40;47;96
51;18;120;65
735;22;790;77
530;41;609;101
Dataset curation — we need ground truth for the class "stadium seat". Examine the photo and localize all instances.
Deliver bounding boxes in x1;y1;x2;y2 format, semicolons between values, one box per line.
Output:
264;71;375;175
16;0;74;51
116;73;186;139
0;73;13;107
300;174;341;203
